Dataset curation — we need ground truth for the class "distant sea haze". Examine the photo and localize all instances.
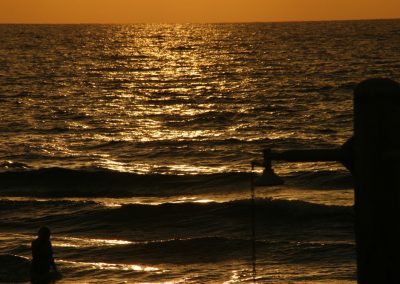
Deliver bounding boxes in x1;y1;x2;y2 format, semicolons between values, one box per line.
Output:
0;20;399;282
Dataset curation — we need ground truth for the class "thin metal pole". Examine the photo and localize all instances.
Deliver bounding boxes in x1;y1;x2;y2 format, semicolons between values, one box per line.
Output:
250;163;257;283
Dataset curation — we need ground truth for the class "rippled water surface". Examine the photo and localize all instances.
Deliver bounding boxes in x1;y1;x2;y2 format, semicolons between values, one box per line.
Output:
1;20;399;174
1;20;400;283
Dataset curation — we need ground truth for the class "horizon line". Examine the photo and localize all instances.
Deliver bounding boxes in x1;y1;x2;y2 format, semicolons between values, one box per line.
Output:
1;17;399;25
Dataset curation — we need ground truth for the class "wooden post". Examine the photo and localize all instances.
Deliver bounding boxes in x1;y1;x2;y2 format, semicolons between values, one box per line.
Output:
354;78;400;283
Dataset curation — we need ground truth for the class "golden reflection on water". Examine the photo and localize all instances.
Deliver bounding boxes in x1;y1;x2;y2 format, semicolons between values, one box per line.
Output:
135;129;221;142
98;158;131;173
0;196;219;207
164;164;231;174
59;259;161;273
223;269;240;283
98;157;233;174
87;262;160;272
54;236;133;248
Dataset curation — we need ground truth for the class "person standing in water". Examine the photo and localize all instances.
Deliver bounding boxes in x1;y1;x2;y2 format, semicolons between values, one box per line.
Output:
30;226;59;284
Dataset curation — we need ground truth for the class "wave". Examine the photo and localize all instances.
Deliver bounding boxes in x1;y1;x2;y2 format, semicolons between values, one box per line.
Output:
0;198;353;236
0;167;353;197
62;236;248;264
93;198;353;226
79;137;271;149
53;236;354;265
0;240;354;275
285;170;353;189
0;168;251;197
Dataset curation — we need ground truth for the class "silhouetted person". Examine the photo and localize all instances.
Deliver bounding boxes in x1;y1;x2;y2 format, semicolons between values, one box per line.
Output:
30;226;58;284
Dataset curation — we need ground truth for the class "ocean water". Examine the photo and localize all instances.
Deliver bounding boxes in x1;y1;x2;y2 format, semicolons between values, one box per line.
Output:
0;20;400;283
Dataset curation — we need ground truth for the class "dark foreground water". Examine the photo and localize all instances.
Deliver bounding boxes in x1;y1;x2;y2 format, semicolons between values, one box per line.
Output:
1;20;400;283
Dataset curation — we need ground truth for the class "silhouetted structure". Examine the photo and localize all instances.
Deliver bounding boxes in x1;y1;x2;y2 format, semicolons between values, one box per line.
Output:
255;78;400;283
30;226;58;284
353;78;400;283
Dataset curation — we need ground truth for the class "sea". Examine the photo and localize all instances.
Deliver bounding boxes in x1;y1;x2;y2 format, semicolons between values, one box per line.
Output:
0;19;400;283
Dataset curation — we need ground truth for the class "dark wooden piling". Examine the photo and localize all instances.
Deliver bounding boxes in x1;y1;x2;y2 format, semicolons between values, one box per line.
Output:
353;78;400;283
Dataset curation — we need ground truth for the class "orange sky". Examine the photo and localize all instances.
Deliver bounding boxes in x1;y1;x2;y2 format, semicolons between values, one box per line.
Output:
1;0;400;23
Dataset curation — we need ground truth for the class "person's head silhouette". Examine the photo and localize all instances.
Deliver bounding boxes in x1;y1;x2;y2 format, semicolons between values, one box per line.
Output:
38;226;51;241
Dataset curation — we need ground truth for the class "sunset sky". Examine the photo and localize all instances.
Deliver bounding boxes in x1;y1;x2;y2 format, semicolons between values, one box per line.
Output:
1;0;400;23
